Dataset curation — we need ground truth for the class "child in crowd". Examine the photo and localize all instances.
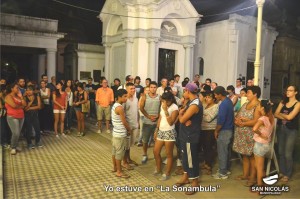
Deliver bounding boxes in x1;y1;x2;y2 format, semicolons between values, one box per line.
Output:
252;100;274;187
111;89;131;178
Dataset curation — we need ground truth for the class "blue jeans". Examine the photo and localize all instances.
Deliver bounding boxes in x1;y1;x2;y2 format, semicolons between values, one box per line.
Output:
217;129;233;175
277;125;297;178
25;112;41;145
89;99;96;118
64;105;73;130
7;116;24;149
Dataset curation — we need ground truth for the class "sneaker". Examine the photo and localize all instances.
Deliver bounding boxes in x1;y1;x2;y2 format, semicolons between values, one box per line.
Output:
159;174;170;181
141;155;148;164
80;132;85;136
10;149;17;155
216;169;231;175
163;159;167;165
97;129;102;134
56;134;59;138
28;144;35;149
176;159;182;167
213;173;228;180
136;142;143;147
62;133;67;137
153;170;162;176
16;147;22;152
35;143;44;148
106;129;111;134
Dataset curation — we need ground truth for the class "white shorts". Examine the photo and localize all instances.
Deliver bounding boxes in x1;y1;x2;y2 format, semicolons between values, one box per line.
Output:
53;109;66;114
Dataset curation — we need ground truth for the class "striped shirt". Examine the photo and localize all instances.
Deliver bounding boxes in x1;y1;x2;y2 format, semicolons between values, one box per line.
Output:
112;102;127;138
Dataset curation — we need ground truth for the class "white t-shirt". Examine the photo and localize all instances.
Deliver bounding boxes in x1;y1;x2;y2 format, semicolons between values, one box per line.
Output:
159;103;178;131
235;86;244;95
156;87;165;96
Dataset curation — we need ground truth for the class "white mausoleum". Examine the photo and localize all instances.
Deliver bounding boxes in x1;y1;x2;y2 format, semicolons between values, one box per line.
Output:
194;14;278;98
0;13;64;79
99;0;201;83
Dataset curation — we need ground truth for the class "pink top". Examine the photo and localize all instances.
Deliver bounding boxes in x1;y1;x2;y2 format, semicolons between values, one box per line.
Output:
253;116;273;144
5;96;24;119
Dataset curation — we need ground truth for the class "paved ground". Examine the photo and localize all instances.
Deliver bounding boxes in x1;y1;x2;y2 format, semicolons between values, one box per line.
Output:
3;118;300;199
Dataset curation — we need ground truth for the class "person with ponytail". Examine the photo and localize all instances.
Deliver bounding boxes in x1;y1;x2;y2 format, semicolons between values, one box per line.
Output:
252;100;274;187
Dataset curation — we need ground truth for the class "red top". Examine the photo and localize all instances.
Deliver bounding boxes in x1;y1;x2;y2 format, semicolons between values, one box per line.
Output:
53;92;67;110
5;96;24;119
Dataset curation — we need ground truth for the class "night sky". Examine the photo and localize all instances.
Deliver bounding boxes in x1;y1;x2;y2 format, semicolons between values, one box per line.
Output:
1;0;300;43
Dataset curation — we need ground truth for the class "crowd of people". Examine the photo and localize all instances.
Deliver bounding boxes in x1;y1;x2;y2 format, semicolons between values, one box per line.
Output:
0;73;299;195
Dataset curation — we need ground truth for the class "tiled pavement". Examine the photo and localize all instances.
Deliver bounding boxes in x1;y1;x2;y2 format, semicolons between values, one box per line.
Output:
3;119;300;199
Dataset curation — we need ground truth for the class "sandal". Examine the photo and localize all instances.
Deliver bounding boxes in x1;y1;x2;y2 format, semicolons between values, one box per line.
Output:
235;175;249;180
280;176;289;183
116;174;130;178
174;181;190;187
185;190;196;195
122;165;134;170
244;180;257;187
204;169;212;175
128;160;139;166
173;167;184;176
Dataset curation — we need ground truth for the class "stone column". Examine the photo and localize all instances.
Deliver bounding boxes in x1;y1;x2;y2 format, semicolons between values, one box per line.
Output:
184;44;193;79
38;54;46;81
147;38;158;81
104;43;112;83
46;48;57;79
124;38;133;76
254;0;265;86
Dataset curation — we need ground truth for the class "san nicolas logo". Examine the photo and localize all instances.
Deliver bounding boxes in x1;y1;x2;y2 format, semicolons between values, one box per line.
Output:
251;174;290;195
262;174;278;185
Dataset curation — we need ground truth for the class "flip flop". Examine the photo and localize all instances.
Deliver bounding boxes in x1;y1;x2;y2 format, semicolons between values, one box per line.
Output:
235;175;249;180
122;165;134;170
280;176;289;183
185;190;196;195
174;181;190;187
116;174;130;178
128;160;139;166
244;180;257;187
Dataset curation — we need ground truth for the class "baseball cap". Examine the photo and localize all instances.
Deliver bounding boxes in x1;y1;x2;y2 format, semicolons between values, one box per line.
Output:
185;83;198;94
214;86;228;96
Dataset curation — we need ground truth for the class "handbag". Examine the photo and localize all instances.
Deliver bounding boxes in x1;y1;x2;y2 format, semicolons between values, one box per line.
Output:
81;100;90;113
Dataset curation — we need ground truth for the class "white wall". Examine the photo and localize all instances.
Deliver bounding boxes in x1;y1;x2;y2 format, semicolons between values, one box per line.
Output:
194;14;277;98
77;52;105;82
194;21;230;86
111;43;126;82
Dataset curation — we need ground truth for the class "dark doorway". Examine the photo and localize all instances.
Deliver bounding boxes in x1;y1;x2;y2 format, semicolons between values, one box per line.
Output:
158;48;176;82
247;61;254;81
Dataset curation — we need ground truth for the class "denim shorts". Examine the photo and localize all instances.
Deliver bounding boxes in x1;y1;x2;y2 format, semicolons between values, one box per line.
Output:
253;142;270;157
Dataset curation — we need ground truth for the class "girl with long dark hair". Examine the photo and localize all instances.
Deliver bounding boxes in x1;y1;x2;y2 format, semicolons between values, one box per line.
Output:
53;82;67;138
275;85;299;182
153;92;179;181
